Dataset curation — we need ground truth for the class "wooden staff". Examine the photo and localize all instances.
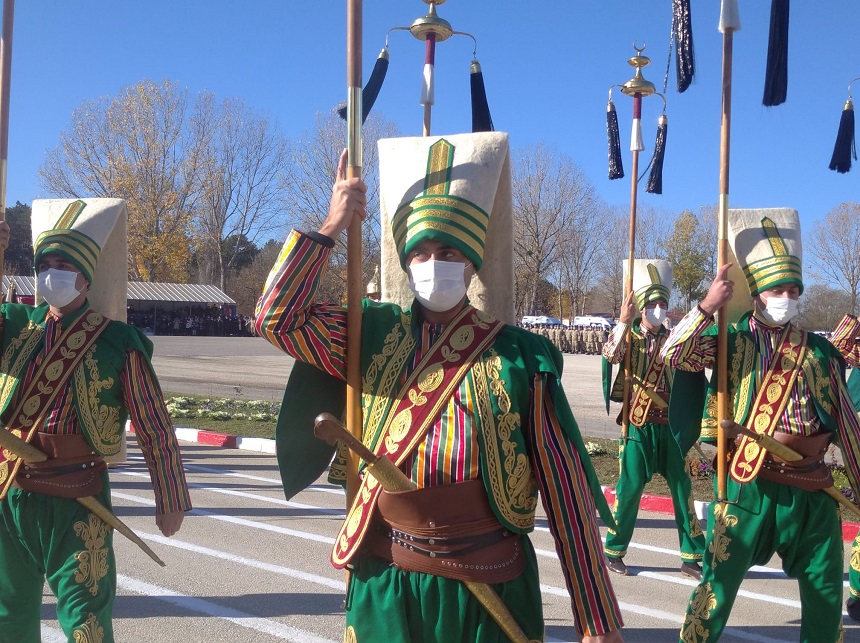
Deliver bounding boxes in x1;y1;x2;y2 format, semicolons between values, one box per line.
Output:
619;92;642;441
344;0;364;506
0;0;14;279
716;0;740;502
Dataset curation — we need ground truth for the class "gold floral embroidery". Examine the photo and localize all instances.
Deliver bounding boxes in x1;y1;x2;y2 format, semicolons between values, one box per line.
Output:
74;514;111;596
72;613;104;643
688;496;704;538
0;323;44;417
74;349;121;455
680;583;717;643
473;350;536;530
343;625;357;643
363;313;415;451
708;502;737;569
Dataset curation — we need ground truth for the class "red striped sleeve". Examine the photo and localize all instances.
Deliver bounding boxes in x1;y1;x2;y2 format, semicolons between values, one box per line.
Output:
527;374;623;637
255;231;348;379
122;350;192;514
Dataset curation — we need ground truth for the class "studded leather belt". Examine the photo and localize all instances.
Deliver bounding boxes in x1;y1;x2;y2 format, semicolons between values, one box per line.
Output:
360;479;526;583
12;432;106;498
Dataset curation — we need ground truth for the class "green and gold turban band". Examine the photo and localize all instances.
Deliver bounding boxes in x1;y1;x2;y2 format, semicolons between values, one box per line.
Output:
391;138;489;270
729;210;803;297
626;259;672;310
33;200;100;284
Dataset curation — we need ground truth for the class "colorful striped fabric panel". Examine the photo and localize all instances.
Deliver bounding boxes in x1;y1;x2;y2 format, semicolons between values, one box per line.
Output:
527;374;623;638
122;349;192;514
255;231;347;380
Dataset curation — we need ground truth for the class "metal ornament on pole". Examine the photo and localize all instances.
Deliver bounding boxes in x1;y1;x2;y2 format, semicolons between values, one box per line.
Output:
610;44;666;441
388;0;478;137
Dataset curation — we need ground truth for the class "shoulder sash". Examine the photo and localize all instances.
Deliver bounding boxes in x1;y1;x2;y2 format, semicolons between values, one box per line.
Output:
729;325;808;483
0;310;110;498
331;306;505;568
629;333;668;428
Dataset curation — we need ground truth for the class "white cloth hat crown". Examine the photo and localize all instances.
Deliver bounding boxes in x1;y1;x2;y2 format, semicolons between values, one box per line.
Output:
728;208;802;297
623;259;672;309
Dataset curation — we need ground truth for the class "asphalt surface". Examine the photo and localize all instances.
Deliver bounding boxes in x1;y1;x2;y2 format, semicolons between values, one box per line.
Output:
33;336;860;642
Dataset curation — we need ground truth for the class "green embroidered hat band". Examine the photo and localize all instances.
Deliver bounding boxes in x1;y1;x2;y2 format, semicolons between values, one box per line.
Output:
728;208;803;297
624;259;672;310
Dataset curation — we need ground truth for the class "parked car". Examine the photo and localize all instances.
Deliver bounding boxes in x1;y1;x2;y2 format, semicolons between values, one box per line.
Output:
521;315;563;326
572;315;615;330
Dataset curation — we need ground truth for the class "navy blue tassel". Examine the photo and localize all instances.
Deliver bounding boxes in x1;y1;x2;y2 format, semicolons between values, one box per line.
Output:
646;115;668;194
673;0;695;93
607;100;624;180
763;0;789;107
829;100;856;173
470;59;494;132
337;48;389;123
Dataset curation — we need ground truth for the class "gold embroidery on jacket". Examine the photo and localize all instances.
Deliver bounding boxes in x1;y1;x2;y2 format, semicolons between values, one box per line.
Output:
363;312;415;450
74;349;121;455
473;350;536;530
74;514;111;596
851;537;860;573
681;583;716;643
709;503;737;568
343;625;357;643
72;613;105;643
0;323;44;416
688;495;703;538
803;352;832;416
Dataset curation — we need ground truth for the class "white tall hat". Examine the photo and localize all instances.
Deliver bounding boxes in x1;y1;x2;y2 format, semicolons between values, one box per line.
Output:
623;259;673;310
378;132;514;322
32;198;128;321
728;208;802;298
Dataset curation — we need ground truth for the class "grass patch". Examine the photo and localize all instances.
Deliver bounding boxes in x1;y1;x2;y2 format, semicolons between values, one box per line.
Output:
164;392;277;439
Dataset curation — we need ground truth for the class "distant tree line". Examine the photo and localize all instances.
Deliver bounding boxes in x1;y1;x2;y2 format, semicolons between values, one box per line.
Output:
6;78;858;328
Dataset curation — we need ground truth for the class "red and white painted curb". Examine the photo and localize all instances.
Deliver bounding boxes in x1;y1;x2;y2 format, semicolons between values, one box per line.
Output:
128;425;860;542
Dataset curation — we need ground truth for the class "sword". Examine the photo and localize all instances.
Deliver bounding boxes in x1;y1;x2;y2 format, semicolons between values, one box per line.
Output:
719;419;860;520
314;412;539;643
0;427;166;566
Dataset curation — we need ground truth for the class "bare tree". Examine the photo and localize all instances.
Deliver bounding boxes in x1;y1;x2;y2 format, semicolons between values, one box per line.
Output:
39;79;205;282
512;143;601;318
192;95;291;291
807;202;860;313
280;112;399;302
797;284;855;331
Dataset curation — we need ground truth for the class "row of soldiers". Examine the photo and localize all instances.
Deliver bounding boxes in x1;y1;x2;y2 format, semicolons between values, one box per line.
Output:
520;324;609;354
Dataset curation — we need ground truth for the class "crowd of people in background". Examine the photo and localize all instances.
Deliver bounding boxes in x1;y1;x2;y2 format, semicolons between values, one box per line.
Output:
128;306;256;337
519;323;609;354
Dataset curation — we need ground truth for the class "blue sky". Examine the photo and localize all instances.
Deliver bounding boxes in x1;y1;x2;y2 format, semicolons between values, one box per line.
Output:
5;1;859;237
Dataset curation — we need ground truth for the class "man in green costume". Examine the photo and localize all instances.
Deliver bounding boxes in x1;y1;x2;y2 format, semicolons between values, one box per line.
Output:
661;208;860;643
602;259;704;579
0;199;192;643
827;313;860;623
256;133;624;642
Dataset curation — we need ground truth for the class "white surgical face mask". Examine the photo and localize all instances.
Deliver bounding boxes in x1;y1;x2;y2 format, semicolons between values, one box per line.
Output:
38;268;82;308
643;304;666;328
759;296;799;326
407;259;468;313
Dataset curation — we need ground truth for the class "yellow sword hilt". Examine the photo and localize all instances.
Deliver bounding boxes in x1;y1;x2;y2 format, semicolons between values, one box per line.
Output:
0;427;166;566
720;419;860;520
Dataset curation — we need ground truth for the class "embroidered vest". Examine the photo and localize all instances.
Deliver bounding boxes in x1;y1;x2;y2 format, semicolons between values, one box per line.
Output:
698;312;840;443
358;303;541;537
606;321;673;426
0;302;154;457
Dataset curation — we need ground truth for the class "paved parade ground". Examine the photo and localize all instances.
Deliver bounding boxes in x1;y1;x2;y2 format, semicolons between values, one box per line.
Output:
36;336;860;642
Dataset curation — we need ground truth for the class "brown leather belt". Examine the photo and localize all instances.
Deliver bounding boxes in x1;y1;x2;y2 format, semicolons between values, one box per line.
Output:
360;479;525;583
12;432;105;498
754;431;833;491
